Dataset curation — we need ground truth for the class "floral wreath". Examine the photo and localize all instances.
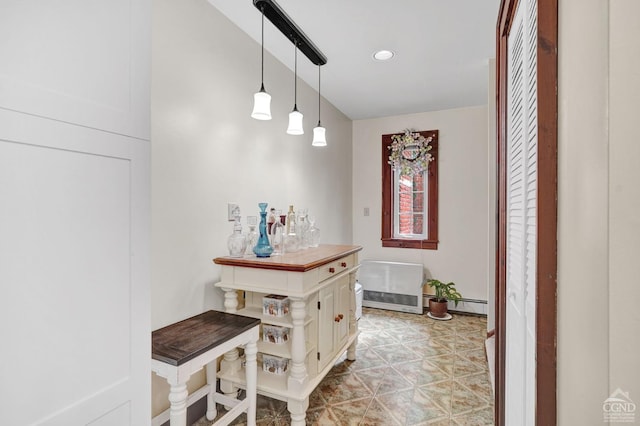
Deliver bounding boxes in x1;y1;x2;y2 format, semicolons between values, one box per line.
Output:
388;129;434;176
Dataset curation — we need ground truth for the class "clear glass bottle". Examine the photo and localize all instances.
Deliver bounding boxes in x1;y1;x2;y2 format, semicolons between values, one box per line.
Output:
284;231;299;253
227;215;246;257
284;205;299;253
267;208;277;237
297;208;310;249
286;205;296;234
308;216;320;247
245;215;258;256
270;211;285;255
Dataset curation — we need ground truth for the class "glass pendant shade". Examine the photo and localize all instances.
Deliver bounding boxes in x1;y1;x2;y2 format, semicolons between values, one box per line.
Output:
286;42;304;135
312;64;327;146
252;8;271;121
312;124;326;146
251;87;272;120
287;108;304;135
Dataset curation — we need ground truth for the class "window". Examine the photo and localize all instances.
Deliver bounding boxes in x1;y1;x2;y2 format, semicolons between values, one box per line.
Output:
382;130;438;249
394;171;427;238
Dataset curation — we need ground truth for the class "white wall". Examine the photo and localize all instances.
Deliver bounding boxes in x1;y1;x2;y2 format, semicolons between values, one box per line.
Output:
151;0;352;415
558;0;610;423
608;0;640;407
558;0;640;423
352;106;489;301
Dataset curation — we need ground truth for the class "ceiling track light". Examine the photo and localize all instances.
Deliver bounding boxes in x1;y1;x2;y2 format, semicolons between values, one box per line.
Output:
251;6;272;120
253;0;326;66
286;41;304;135
312;65;326;147
251;0;328;138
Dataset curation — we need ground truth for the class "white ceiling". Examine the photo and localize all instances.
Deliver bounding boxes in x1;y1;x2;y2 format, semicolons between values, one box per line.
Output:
207;0;500;120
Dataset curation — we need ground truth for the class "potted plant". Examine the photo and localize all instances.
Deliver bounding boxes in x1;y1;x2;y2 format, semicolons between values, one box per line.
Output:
425;279;462;319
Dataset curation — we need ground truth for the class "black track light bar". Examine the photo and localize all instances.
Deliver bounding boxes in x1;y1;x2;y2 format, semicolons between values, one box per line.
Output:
253;0;327;66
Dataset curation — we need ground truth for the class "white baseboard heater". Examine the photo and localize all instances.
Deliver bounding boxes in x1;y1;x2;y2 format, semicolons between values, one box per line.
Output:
358;260;424;314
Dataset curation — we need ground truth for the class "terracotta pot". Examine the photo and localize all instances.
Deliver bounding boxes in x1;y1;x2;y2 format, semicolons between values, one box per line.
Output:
428;298;448;318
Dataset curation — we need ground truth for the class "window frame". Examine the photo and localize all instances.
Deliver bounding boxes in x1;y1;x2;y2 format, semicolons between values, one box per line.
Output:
381;130;439;249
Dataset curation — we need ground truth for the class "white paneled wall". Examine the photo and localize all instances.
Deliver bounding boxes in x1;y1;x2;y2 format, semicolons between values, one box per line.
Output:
0;0;151;424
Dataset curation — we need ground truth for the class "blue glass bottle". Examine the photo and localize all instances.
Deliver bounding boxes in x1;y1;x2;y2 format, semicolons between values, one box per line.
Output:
253;202;274;257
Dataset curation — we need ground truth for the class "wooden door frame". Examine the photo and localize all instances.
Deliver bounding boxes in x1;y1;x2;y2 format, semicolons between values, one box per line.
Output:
495;0;558;424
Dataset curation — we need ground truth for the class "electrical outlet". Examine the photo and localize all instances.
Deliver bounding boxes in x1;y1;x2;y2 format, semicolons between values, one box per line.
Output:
228;203;240;221
364;207;370;216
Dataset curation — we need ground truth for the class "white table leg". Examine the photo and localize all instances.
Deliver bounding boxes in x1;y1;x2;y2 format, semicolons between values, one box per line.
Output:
205;361;217;421
244;339;258;426
287;398;309;426
168;382;188;426
220;288;241;403
287;297;309;393
222;288;239;313
285;298;309;424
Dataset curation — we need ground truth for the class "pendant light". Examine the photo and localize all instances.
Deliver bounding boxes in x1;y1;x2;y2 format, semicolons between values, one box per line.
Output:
251;6;272;120
286;41;304;135
312;65;327;146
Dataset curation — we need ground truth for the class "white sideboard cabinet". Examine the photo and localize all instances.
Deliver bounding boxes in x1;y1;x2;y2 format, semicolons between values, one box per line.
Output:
213;244;361;425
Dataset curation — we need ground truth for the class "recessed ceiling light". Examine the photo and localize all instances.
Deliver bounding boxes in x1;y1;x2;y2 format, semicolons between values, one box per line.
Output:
373;50;395;61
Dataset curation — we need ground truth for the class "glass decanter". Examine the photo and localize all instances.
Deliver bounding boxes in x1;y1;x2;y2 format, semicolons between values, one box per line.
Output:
227;215;246;257
284;229;299;253
284;205;299;253
308;216;320;247
285;205;296;234
297;208;310;249
245;215;258;256
270;211;285;255
253;202;274;258
267;208;277;237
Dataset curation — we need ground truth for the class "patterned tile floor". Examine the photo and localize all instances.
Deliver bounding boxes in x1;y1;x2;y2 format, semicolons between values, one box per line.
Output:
195;307;494;425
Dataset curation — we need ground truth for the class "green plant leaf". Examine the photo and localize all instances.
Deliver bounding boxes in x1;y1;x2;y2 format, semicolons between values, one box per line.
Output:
425;278;462;305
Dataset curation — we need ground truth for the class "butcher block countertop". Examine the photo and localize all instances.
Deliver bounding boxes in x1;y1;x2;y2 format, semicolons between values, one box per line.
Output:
213;244;362;272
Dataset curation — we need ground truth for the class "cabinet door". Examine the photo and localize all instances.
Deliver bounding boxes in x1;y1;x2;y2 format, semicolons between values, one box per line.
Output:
334;276;351;350
0;1;150;424
317;285;336;372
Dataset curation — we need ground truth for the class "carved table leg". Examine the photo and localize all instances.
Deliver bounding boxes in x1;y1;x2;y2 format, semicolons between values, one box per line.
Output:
287;397;309;426
168;382;188;426
244;339;258;426
287;297;309;393
222;288;239;313
220;287;241;403
205;361;217;420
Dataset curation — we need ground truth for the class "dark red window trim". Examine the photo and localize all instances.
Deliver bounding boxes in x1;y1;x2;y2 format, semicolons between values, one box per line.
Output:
381;130;439;250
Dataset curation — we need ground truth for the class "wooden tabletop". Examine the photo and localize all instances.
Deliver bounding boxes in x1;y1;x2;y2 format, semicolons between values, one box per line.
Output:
213;244;362;272
152;310;260;366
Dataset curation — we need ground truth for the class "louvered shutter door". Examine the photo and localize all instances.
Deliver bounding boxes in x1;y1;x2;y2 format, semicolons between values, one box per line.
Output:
523;1;538;424
505;0;538;424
